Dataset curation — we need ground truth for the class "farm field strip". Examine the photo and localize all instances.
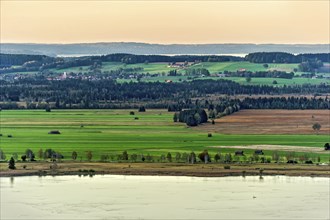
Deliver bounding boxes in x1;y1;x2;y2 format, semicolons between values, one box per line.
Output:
0;109;329;161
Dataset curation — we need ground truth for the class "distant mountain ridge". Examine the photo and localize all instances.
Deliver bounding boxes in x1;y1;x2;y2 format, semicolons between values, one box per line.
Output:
1;42;329;57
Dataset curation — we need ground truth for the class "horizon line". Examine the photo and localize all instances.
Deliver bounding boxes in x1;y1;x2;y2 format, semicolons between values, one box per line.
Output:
1;41;329;45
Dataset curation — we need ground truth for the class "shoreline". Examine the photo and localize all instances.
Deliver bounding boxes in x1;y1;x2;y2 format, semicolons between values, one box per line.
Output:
1;162;329;178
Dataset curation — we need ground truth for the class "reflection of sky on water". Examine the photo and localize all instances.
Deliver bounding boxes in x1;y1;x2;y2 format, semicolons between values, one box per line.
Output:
1;175;329;219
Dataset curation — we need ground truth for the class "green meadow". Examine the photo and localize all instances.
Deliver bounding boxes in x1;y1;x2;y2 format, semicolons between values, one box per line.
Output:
0;110;329;161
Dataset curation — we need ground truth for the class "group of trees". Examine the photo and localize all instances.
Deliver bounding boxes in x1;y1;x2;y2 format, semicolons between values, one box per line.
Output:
240;97;329;110
170;96;329;124
298;59;324;73
177;109;208;126
229;70;294;79
0;54;57;67
185;68;210;77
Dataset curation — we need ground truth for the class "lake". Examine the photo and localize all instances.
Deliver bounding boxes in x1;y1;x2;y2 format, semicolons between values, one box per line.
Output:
1;175;329;219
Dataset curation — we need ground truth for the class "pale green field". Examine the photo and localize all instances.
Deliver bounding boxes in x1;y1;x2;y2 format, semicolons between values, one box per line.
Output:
187;62;298;73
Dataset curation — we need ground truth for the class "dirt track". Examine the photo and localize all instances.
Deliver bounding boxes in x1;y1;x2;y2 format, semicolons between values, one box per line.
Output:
210;145;330;154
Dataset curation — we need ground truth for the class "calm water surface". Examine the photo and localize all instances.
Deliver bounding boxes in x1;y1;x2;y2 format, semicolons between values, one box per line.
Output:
1;175;329;220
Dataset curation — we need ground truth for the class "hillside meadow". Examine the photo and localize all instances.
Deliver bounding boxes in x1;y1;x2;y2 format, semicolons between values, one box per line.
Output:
0;109;329;162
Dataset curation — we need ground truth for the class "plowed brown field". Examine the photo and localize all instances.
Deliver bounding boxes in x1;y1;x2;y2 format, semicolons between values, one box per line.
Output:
196;110;330;134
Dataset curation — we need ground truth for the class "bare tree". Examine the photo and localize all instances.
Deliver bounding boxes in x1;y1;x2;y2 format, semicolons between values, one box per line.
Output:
312;123;321;134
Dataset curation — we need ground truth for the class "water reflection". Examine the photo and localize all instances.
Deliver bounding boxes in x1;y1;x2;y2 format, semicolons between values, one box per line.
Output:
1;175;329;220
9;177;14;187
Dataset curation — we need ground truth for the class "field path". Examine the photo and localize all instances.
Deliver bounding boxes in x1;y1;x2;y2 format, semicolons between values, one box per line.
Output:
210;145;329;154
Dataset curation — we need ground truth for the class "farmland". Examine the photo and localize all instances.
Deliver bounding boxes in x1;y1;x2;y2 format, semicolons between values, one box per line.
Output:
0;109;329;162
42;61;329;86
198;109;330;135
44;61;301;75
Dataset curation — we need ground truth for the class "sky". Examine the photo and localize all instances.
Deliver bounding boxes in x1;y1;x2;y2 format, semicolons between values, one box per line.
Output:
0;0;329;44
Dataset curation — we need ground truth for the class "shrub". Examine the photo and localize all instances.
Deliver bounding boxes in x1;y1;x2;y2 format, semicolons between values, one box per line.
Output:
25;149;35;161
214;153;220;162
72;151;78;160
122;151;129;160
100;154;109;162
166;152;172;162
129;111;135;115
175;152;181;162
130;154;137;162
138;106;146;112
198;150;211;163
0;149;6;160
8;157;16;169
145;154;153;162
189;152;196;164
312;123;321;134
21;155;27;161
224;165;231;169
86;151;93;161
207;133;212;137
173;113;178;122
48;130;61;134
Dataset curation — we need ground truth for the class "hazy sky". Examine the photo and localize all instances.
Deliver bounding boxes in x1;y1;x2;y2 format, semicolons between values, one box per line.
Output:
1;1;329;44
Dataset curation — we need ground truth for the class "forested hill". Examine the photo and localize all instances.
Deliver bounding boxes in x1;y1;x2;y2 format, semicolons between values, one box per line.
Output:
245;52;330;63
1;42;329;56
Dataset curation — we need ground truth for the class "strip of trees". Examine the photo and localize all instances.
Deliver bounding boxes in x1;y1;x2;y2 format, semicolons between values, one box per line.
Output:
1;78;330;109
1;149;327;164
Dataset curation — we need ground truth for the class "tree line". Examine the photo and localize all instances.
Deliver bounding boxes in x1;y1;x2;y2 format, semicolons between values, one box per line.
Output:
1;78;329;109
227;70;294;79
245;52;330;63
2;148;327;168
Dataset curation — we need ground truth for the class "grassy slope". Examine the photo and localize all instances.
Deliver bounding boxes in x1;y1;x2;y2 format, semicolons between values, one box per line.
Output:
0;110;328;161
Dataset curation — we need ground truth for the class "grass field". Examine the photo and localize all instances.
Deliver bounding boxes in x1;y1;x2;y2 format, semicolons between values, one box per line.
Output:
0;109;329;162
187;62;298;73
